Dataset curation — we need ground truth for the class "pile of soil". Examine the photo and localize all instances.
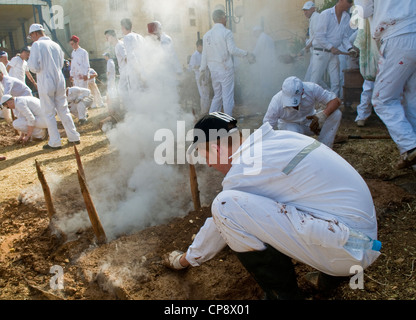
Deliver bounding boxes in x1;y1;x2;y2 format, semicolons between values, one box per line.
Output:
1;104;415;301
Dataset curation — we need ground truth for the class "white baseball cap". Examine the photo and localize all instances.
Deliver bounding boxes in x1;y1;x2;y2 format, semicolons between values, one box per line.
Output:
1;94;13;106
302;1;316;10
282;77;304;107
28;24;45;35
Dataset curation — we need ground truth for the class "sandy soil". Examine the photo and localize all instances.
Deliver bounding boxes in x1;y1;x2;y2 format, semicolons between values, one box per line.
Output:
1;99;415;301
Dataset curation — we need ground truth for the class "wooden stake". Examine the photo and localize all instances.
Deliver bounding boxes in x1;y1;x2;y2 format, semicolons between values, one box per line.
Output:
35;160;56;219
77;170;107;244
189;164;201;211
74;145;85;181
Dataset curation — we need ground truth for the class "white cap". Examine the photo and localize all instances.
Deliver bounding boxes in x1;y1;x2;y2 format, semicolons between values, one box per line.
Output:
302;1;315;10
282;77;304;107
1;94;13;106
28;23;45;34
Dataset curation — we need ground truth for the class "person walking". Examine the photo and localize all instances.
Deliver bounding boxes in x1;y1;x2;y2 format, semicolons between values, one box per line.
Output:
27;24;80;150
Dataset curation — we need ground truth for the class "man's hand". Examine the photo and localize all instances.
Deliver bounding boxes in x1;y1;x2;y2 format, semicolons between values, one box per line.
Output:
164;250;188;270
247;53;256;64
348;47;359;59
330;47;342;55
307;111;328;135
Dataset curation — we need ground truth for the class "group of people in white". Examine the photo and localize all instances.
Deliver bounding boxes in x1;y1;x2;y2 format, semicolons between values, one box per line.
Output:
1;0;415;171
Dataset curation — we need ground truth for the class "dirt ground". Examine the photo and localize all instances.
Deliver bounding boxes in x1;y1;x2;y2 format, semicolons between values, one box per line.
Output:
1;96;416;301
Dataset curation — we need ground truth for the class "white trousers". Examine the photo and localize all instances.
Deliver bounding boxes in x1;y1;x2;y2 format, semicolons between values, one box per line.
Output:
13;117;47;139
372;33;416;155
196;78;211;114
356;80;374;122
208;190;379;276
209;70;235;116
278;110;342;149
39;86;80;147
310;50;341;98
69;102;87;120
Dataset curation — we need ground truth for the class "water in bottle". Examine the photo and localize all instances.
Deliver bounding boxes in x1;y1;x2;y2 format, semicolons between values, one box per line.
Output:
344;228;382;252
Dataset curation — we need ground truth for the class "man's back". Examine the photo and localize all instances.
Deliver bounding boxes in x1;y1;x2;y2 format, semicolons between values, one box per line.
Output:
29;37;64;82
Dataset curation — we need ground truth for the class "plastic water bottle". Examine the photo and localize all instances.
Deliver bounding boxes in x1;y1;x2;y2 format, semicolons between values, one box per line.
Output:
344;228;382;252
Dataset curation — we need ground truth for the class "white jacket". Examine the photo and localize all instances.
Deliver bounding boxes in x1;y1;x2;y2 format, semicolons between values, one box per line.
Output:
70;47;90;79
313;6;353;51
14;96;44;127
28;36;66;96
200;23;248;73
1;75;32;97
355;0;416;40
67;87;91;104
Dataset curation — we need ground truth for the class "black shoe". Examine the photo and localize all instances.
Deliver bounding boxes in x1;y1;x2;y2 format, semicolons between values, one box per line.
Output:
69;140;81;145
43;144;62;150
236;244;303;300
79;119;88;125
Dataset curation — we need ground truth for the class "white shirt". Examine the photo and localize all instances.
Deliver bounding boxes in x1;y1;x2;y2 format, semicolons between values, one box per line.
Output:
306;11;320;47
189;50;202;79
115;40;127;74
1;75;32;97
88;68;97;84
107;59;116;81
27;36;66;95
70;47;90;78
225;123;377;236
67;86;91;103
200;23;248;73
14;96;43;127
123;32;144;66
263;82;337;128
355;0;416;41
187;123;378;266
313;6;354;51
7;56;29;82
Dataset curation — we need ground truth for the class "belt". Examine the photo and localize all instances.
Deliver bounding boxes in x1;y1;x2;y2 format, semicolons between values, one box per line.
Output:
314;47;331;53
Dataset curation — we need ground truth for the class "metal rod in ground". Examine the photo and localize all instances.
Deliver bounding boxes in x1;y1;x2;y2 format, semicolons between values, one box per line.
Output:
77;170;107;244
189;164;201;211
35;160;56;219
74;145;85;181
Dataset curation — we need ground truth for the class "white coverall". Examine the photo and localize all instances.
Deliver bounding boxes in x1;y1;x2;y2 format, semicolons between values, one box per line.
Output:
106;58;117;99
28;36;80;147
7;56;29;83
160;33;183;75
186;123;380;276
1;75;32;97
70;47;90;88
200;23;249;116
0;62;11;121
311;7;354;98
189;49;210;114
356;0;416;156
12;96;47;139
67;87;93;120
114;40;128;106
123;32;144;93
304;11;321;82
355;80;375;122
263;82;342;148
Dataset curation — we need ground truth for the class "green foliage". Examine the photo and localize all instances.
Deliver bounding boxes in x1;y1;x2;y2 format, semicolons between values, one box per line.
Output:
318;0;338;12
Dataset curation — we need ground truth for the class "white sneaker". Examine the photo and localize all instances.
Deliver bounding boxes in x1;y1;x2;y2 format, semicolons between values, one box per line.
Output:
356;120;366;127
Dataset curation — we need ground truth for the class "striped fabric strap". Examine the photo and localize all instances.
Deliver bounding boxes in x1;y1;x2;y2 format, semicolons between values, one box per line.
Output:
283;140;321;175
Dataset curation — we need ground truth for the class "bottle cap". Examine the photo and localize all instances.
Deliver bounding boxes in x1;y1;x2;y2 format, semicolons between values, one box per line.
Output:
372;240;382;252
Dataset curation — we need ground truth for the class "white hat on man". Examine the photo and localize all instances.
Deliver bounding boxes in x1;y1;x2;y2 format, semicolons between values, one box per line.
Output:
28;24;45;35
302;1;316;10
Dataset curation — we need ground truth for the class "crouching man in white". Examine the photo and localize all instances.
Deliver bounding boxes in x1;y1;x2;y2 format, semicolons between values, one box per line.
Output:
66;86;93;125
165;112;380;300
263;76;342;149
1;94;47;143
